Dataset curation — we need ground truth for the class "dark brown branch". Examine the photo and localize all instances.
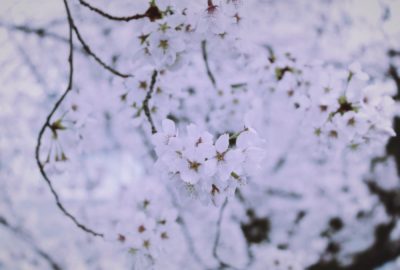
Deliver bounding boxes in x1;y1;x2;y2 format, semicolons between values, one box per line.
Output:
35;0;103;238
307;219;400;270
201;40;217;87
366;181;400;216
71;23;131;78
142;70;158;134
79;0;162;22
0;215;62;270
388;65;400;101
388;49;400;58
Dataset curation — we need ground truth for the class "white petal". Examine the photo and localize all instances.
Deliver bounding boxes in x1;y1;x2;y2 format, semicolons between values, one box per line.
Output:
180;169;199;184
198;143;215;159
215;134;229;153
204;159;217;177
218;165;232;182
186;124;200;138
236;131;251;148
162;119;176;134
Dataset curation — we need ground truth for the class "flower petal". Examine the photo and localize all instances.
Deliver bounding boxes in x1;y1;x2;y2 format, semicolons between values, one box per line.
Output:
215;134;229;153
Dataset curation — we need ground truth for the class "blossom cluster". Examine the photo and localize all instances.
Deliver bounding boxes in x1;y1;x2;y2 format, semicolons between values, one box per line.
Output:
111;197;179;266
3;0;400;269
134;0;243;69
254;53;397;151
152;119;265;205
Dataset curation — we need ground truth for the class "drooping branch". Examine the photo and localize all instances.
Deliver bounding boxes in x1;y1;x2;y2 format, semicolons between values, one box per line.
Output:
201;40;217;88
79;0;162;22
142;70;158;134
35;0;103;238
71;23;131;78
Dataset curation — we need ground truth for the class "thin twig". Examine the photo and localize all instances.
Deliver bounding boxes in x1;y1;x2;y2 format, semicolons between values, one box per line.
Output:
0;216;62;270
176;215;210;269
167;189;209;269
79;0;148;21
0;21;131;78
10;35;51;93
71;23;132;78
212;199;237;269
201;40;217;87
35;0;103;238
142;70;158;134
0;21;69;43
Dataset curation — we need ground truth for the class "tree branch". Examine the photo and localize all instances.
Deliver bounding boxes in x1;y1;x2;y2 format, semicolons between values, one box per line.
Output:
35;0;103;238
78;0;162;22
212;199;237;270
0;21;69;43
201;40;217;88
142;70;158;134
0;215;62;270
0;20;132;78
71;22;132;78
307;219;400;270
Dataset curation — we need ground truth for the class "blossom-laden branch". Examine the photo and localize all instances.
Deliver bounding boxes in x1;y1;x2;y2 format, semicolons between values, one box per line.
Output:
201;40;217;87
35;0;103;238
142;70;158;134
79;0;162;22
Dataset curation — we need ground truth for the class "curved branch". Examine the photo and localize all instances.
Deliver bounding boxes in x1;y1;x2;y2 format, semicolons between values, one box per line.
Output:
79;0;162;22
71;23;132;78
35;0;103;238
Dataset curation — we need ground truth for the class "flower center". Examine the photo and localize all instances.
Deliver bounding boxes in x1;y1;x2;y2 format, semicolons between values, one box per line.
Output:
188;160;201;172
216;152;225;161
